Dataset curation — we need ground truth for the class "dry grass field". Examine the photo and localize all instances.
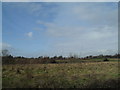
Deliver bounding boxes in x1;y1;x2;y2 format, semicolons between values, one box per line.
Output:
2;59;120;88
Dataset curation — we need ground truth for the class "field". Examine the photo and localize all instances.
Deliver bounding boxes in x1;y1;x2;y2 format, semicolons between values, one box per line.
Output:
2;58;120;88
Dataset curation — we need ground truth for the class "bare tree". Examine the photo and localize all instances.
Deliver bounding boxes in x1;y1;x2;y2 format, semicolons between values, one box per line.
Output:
2;49;10;56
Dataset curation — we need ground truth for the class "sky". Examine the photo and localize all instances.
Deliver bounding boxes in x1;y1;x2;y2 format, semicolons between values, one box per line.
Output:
1;0;119;2
2;2;118;57
0;2;2;53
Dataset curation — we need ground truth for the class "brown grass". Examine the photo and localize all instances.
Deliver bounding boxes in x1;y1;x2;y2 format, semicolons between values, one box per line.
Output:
2;61;119;88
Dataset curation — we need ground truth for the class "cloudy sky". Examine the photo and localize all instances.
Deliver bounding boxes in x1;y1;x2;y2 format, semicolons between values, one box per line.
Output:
2;2;118;57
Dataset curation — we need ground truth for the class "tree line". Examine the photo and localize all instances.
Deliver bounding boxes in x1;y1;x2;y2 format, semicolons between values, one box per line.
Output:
1;49;120;64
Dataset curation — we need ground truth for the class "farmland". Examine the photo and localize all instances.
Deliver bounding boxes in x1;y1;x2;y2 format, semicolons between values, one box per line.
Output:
2;58;120;88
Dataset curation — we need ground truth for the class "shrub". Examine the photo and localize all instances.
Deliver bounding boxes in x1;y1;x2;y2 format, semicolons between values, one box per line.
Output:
103;58;109;61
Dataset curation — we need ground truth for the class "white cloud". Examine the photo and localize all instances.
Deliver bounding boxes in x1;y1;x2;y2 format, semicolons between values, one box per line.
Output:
26;32;33;38
2;2;118;57
36;3;118;56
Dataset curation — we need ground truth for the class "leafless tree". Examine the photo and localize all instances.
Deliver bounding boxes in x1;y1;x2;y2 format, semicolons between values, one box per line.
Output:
2;49;10;56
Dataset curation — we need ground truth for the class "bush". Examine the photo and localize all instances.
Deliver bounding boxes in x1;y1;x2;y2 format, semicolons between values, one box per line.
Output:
103;58;109;61
50;60;57;63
